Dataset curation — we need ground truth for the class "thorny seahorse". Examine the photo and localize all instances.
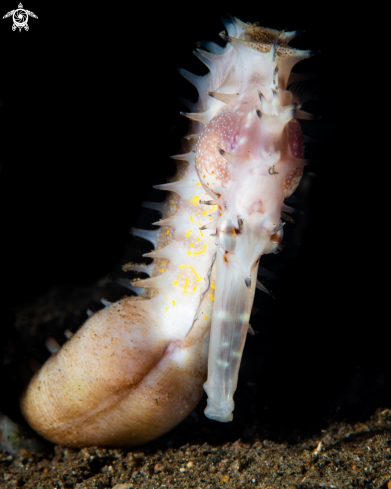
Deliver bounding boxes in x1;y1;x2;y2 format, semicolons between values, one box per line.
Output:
20;16;317;447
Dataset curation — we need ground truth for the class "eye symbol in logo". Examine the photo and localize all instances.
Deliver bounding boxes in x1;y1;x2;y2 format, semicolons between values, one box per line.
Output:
3;3;38;32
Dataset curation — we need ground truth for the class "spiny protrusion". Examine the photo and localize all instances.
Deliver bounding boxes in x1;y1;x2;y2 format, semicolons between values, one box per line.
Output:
258;90;297;120
218;148;238;165
199;221;216;231
142;249;168;259
130;228;159;248
272;66;279;90
221;13;242;38
101;299;112;307
131;274;166;290
193;49;215;73
177;67;208;97
194;49;226;77
184;133;201;141
170;151;195;163
141;201;164;213
199;199;219;205
122;262;153;275
257;85;274;104
247;324;255;336
276;49;318;90
152;217;174;227
45;337;60;354
270;37;278;62
295;109;321;120
281;212;294;223
281;203;303;214
218;32;248;47
279;29;306;44
111;277;144;295
154;181;183;193
176;94;197;112
195;39;225;55
86;309;93;318
208;91;240;105
180;107;216;126
270;222;285;235
256;280;270;295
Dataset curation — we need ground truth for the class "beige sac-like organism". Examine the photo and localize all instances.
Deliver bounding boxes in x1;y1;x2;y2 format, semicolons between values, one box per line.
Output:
21;16;317;447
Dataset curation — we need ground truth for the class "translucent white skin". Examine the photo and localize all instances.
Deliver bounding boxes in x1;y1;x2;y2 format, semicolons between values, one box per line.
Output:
21;17;312;445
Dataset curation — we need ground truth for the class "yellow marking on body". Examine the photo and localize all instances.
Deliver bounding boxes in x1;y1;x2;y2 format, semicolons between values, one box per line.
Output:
184;278;192;294
190;215;202;225
196;237;200;241
190;243;195;247
199;230;204;237
205;316;208;320
188;245;207;255
178;265;202;282
210;294;214;301
211;282;215;290
209;218;214;221
185;229;192;237
202;205;218;216
165;307;168;311
173;280;178;286
178;274;181;278
188;196;199;206
159;268;165;273
193;286;197;291
196;182;201;186
166;230;170;235
172;300;176;306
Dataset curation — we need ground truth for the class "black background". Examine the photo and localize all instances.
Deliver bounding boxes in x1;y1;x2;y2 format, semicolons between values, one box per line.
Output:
0;3;386;435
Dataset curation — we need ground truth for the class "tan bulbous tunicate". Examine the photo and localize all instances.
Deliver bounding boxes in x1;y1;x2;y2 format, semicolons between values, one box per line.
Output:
20;298;209;447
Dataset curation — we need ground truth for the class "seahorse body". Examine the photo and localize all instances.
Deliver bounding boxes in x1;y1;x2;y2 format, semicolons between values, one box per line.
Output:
20;16;315;446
